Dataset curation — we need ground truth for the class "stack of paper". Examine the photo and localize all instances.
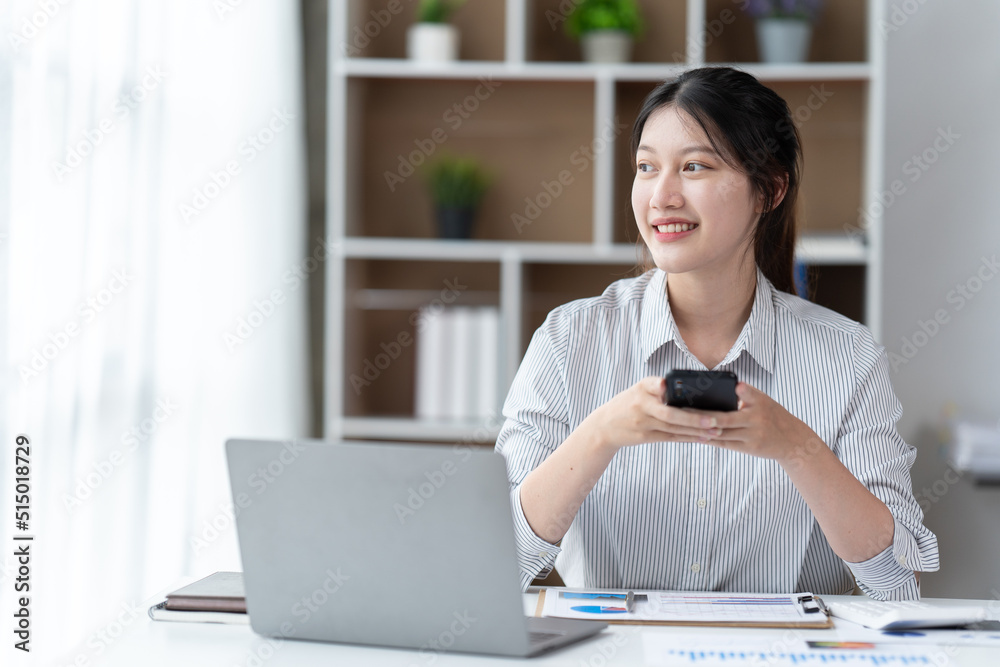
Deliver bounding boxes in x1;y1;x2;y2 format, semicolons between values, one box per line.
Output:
415;306;500;422
949;420;1000;481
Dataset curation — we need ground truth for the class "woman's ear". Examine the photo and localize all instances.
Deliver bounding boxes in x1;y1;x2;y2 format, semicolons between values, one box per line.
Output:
755;174;789;213
771;173;789;211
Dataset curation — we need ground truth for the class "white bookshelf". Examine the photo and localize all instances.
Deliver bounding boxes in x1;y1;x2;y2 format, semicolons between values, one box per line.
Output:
325;0;885;442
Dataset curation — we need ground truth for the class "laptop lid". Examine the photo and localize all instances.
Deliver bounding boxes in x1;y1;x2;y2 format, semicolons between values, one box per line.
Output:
225;438;591;657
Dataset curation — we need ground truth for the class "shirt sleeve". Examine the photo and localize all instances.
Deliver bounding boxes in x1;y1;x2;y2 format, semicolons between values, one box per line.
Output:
494;316;572;591
835;325;940;600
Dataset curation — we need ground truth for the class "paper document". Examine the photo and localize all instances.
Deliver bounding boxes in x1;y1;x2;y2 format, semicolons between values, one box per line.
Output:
539;589;831;627
643;634;947;666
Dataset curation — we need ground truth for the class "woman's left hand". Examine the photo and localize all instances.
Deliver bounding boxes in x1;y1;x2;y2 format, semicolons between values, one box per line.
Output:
691;382;822;464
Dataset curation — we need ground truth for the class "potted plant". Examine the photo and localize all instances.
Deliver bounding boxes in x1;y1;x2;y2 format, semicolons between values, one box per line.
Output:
421;155;490;239
741;0;825;63
407;0;465;62
564;0;644;64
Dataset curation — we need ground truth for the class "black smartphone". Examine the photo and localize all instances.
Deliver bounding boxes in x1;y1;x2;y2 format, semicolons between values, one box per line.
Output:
664;370;738;411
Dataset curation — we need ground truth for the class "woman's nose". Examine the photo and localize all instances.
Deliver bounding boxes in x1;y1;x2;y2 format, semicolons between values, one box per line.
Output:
649;174;683;210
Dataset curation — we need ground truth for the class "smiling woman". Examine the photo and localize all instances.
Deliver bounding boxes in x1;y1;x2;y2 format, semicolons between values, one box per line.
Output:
495;67;940;601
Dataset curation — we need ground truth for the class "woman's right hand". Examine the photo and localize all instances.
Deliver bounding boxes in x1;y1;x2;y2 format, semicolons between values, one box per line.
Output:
582;376;717;451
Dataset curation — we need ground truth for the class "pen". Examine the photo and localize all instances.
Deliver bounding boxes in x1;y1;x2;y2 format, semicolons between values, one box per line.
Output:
626;590;635;613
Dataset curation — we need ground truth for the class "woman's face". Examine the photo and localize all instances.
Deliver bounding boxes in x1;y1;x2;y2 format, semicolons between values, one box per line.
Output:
632;105;761;277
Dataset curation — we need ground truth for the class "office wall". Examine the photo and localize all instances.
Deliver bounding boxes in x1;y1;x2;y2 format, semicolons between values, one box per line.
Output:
882;0;1000;598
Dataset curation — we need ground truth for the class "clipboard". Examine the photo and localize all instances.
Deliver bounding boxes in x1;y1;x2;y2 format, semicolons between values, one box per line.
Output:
535;588;833;628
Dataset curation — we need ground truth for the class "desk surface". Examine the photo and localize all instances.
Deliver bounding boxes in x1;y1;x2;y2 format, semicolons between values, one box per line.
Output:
93;589;1000;666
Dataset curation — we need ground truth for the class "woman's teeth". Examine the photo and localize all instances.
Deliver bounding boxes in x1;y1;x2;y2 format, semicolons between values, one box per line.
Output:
656;223;696;233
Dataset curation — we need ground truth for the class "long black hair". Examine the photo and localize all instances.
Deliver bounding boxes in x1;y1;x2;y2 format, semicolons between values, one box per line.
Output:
629;67;801;294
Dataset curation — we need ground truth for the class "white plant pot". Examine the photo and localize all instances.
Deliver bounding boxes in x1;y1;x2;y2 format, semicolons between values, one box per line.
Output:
755;18;812;63
406;23;459;62
580;30;634;64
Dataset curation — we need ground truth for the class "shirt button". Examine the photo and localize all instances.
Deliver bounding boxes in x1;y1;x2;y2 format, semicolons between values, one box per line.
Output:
697;498;707;509
539;551;549;559
898;555;907;567
690;562;701;573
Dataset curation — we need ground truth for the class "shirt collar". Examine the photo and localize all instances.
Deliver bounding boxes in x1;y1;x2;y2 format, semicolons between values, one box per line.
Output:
640;266;776;374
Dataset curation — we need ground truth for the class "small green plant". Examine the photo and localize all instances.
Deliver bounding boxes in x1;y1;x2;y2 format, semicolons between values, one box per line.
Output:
564;0;644;40
422;155;490;209
416;0;466;24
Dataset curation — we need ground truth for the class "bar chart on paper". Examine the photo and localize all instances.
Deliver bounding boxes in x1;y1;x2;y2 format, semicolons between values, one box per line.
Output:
644;635;946;666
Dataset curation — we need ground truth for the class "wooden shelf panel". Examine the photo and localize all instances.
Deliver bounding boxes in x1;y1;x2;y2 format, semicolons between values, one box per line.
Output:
350;77;595;243
345;0;504;61
773;79;866;234
521;261;639;353
704;0;867;64
527;0;687;64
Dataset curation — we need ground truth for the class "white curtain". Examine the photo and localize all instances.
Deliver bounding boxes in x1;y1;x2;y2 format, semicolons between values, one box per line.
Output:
2;1;309;662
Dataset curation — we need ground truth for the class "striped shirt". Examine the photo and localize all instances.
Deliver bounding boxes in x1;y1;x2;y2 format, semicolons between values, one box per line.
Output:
495;267;939;600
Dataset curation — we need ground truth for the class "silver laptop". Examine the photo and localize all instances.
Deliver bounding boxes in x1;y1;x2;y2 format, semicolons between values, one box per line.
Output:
225;438;607;657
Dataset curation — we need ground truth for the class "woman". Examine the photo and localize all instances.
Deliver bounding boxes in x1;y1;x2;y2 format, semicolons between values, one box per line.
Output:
495;67;939;601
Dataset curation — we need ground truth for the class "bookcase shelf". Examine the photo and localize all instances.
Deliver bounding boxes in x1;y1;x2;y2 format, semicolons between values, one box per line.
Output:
338;58;871;82
341;235;866;264
326;0;887;441
341;417;503;443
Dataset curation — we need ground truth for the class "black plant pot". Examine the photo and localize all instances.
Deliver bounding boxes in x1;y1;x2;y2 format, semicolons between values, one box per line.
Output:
435;205;477;239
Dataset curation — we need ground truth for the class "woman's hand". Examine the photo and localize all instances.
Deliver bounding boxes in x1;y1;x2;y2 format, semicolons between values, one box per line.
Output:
686;381;823;464
584;376;722;451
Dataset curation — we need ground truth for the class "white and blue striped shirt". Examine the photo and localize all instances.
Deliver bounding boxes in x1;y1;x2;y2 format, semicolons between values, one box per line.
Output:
496;267;939;600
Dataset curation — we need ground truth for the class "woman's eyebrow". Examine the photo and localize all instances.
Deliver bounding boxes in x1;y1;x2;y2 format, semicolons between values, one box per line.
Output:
681;144;718;156
636;144;719;156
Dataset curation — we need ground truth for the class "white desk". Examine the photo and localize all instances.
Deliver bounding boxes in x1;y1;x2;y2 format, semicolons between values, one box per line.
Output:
95;589;1000;666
